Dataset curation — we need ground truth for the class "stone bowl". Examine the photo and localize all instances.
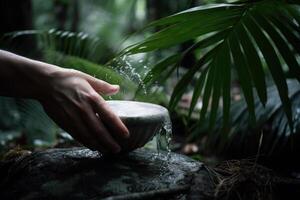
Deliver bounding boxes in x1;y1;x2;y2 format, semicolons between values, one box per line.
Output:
107;100;170;152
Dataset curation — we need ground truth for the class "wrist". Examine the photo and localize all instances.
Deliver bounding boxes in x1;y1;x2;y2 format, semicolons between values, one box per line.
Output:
27;60;68;100
0;50;67;100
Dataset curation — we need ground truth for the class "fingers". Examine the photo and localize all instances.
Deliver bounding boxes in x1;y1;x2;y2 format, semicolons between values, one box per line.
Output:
90;94;130;139
79;103;121;153
43;103;102;151
75;70;120;95
43;99;123;153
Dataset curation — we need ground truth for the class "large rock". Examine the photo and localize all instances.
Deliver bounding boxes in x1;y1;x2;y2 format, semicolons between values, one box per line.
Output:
0;148;210;200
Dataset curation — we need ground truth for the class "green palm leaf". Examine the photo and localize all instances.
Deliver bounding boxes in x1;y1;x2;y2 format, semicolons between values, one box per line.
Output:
229;29;256;124
121;0;300;132
244;11;293;129
210;80;300;157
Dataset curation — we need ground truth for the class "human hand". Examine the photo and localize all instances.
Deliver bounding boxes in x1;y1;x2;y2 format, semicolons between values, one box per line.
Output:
39;68;129;153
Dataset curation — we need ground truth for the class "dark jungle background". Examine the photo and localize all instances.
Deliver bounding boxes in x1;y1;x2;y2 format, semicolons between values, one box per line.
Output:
0;1;300;199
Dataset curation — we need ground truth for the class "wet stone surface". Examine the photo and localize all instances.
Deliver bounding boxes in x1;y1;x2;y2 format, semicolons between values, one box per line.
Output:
0;147;208;200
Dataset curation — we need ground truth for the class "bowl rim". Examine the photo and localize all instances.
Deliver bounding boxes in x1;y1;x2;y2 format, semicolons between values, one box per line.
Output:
107;100;169;121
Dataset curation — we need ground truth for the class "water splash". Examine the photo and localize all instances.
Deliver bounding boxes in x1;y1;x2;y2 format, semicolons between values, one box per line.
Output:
113;55;148;95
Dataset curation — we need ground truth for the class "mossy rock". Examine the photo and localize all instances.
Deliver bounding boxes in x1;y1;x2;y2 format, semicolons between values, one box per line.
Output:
0;148;212;200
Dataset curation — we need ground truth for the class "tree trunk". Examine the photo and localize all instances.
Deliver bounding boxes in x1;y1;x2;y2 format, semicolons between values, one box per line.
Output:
0;0;36;58
71;0;79;32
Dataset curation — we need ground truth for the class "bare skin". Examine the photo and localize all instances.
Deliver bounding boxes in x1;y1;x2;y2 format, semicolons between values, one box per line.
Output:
0;50;129;153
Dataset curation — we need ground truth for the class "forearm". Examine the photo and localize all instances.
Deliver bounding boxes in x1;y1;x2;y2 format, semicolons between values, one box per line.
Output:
0;50;63;99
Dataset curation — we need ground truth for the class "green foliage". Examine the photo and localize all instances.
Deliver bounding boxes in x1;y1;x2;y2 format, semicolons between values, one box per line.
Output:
0;97;58;151
1;0;300;155
121;0;300;133
4;29;143;97
205;80;300;156
17;100;58;146
4;29;103;62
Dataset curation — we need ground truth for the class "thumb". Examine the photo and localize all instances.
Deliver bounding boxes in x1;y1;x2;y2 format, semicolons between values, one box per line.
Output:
76;71;120;95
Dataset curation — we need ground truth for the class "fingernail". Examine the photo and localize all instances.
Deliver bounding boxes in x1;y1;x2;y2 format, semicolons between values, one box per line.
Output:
124;129;130;138
111;85;119;91
107;85;119;95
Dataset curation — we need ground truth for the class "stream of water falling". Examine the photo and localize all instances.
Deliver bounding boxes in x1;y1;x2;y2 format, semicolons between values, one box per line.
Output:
152;116;173;176
156;116;173;158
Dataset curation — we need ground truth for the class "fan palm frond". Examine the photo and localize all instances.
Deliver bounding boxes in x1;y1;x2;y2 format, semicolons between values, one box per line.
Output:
2;29;140;98
2;29;102;62
121;0;300;132
205;80;300;158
